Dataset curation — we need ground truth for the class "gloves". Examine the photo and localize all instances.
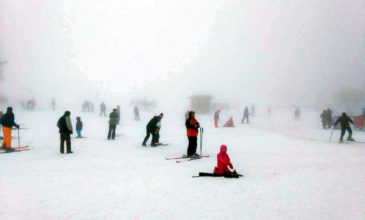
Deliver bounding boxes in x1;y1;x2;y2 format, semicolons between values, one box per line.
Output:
15;124;20;129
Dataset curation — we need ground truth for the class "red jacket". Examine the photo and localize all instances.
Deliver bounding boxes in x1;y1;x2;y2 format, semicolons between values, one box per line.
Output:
214;145;233;174
186;118;199;137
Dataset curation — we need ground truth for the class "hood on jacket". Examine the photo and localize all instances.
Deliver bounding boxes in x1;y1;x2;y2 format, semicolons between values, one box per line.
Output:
220;145;227;153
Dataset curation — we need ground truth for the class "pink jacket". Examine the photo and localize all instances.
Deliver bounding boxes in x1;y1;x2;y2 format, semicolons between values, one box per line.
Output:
214;145;233;174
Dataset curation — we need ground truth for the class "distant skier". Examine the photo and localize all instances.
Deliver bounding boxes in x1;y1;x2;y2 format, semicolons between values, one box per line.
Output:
326;108;333;129
241;107;249;124
320;109;327;129
214;145;236;175
214;110;221;128
134;106;140;121
223;117;234;127
334;112;355;143
295;108;300;120
142;113;163;146
185;111;200;158
91;103;95;113
108;109;119;140
117;106;121;124
100;102;107;117
57;111;73;154
51;98;56;111
76;117;83;138
0;107;19;151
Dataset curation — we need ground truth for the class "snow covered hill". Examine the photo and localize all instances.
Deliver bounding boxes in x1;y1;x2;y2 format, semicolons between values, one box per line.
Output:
1;109;364;219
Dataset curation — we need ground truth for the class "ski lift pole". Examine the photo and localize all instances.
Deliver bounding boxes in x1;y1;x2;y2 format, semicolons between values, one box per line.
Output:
18;127;21;151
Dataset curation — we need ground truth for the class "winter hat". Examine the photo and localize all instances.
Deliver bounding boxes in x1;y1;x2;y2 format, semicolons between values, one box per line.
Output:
159;113;164;117
220;145;227;152
7;107;13;112
342;112;347;116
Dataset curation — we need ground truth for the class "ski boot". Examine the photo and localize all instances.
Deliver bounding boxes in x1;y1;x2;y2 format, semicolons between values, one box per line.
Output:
347;137;355;142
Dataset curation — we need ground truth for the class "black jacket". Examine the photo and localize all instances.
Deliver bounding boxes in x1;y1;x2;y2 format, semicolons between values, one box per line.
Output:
76;120;83;130
57;115;73;134
334;115;354;128
0;112;19;128
146;116;160;131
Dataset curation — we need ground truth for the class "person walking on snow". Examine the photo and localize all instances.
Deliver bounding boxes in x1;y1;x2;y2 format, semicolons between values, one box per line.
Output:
241;106;249;124
100;102;107;117
134;106;140;121
108;109;119;140
76;117;83;138
57;111;73;154
0;107;19;151
334;112;355;143
185;111;200;158
214;110;221;128
214;145;236;175
142;113;163;146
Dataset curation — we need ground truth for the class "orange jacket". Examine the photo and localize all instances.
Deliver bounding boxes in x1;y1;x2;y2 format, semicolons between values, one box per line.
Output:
186;118;199;137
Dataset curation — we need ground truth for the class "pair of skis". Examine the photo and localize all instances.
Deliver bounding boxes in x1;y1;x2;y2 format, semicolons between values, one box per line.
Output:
165;155;209;163
0;146;32;154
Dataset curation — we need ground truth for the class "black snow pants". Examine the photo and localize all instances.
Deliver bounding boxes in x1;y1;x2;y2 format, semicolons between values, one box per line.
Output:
108;124;116;140
340;126;352;141
60;132;71;153
142;128;157;146
187;136;198;156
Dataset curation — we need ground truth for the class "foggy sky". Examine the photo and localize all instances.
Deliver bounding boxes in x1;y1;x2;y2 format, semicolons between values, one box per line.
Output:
0;0;364;109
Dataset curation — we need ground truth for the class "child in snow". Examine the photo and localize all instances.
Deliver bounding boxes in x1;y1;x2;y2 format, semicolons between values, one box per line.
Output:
223;117;234;127
214;145;235;175
76;117;83;138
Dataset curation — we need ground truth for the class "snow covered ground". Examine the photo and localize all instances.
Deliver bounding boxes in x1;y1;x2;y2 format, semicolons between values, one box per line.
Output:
1;108;365;219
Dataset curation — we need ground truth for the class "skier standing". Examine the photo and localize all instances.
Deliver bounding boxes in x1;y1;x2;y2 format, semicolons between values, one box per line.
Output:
76;117;83;138
185;111;200;158
142;113;163;146
295;108;301;120
57;111;73;154
100;102;107;117
326;108;333;128
108;109;119;140
241;107;249;124
0;107;19;151
51;98;56;111
320;109;327;129
334;112;355;143
134;106;140;121
214;110;221;128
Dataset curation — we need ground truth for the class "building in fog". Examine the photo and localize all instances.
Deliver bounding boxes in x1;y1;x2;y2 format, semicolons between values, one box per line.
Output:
189;95;212;114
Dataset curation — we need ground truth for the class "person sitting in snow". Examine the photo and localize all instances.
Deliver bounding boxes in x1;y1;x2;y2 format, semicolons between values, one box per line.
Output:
223;117;234;127
214;145;236;175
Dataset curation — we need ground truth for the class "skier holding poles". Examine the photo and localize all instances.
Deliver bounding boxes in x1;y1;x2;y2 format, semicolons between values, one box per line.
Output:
334;112;355;143
185;111;200;158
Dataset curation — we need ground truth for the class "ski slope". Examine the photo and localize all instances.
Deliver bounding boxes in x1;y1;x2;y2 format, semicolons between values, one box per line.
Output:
1;109;365;219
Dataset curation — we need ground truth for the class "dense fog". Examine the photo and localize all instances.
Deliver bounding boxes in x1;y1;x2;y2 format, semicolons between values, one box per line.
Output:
0;0;364;112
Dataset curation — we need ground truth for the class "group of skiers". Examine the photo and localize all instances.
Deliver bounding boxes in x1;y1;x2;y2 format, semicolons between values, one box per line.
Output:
320;108;333;129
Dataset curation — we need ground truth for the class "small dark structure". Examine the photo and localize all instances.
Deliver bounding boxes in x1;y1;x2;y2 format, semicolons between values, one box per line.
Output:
190;95;212;114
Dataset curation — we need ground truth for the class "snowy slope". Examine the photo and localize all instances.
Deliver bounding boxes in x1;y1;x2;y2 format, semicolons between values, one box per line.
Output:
1;109;365;219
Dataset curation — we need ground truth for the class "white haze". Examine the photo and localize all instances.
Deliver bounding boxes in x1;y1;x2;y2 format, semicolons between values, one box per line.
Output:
0;0;364;111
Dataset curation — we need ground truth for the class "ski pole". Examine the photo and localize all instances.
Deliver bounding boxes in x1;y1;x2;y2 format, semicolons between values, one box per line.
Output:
329;127;334;143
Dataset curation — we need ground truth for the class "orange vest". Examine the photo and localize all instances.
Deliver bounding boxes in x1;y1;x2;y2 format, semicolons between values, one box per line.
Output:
187;118;198;137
